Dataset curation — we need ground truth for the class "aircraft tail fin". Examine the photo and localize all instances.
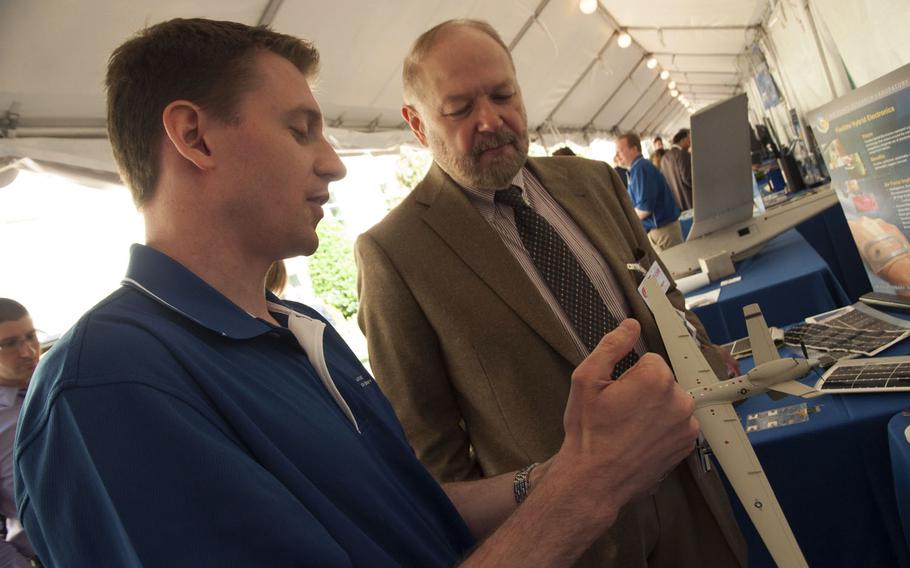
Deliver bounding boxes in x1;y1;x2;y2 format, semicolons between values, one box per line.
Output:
744;304;779;366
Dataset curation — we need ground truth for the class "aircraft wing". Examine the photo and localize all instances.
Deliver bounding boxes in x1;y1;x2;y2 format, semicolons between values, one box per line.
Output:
744;303;780;365
639;276;719;390
698;402;808;568
768;380;823;399
641;276;809;567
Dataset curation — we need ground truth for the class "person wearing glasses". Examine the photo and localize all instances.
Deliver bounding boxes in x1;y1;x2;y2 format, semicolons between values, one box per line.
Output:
0;299;38;567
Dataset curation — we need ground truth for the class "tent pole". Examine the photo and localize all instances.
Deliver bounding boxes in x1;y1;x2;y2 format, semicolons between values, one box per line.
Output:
633;92;672;133
803;0;837;99
612;74;662;131
543;31;618;123
257;0;284;26
583;56;648;130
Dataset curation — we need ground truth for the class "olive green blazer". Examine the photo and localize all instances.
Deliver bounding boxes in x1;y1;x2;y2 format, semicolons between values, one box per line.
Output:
356;157;746;567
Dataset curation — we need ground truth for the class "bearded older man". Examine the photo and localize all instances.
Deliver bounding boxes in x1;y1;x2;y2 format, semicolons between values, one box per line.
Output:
355;19;745;568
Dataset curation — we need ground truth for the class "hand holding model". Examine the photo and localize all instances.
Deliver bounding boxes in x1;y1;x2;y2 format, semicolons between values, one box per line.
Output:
553;319;698;519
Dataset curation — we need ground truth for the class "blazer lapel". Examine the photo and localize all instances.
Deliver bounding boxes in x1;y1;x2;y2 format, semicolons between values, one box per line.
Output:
417;163;582;365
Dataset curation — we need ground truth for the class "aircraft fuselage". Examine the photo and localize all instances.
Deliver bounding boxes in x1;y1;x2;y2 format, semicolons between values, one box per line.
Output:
688;358;815;408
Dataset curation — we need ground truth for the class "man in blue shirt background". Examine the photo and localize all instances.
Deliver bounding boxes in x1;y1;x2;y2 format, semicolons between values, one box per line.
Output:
616;132;683;252
14;18;701;567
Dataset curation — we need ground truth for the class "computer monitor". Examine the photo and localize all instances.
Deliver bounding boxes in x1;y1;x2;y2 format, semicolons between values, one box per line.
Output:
686;93;755;241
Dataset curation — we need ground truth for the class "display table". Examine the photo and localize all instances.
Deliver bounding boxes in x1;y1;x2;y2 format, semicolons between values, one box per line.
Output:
730;341;910;567
679;199;871;303
685;229;850;344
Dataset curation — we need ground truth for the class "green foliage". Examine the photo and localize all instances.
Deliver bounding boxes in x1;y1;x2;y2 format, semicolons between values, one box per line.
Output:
385;146;432;209
308;218;359;319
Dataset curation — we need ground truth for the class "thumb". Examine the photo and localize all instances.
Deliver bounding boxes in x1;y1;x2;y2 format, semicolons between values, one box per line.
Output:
573;319;640;385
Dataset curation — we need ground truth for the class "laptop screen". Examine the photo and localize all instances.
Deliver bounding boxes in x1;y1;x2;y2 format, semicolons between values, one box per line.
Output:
687;93;755;241
807;62;910;298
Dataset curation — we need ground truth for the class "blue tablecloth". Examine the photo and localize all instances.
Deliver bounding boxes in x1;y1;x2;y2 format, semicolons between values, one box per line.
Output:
687;229;850;344
730;340;910;567
891;411;910;552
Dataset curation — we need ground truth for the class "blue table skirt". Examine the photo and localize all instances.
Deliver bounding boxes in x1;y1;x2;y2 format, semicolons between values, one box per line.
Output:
687;229;850;344
795;202;871;303
891;411;910;553
729;344;910;567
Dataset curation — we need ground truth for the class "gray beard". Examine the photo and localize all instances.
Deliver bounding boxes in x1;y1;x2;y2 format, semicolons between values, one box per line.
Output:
429;128;529;190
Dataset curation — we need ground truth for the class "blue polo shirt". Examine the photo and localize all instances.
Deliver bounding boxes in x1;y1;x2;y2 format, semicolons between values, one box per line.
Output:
627;155;681;231
14;244;474;567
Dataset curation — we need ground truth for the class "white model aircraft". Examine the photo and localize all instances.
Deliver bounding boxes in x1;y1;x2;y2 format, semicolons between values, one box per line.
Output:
639;275;822;568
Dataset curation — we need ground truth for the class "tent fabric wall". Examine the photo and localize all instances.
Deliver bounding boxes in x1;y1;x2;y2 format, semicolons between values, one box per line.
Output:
762;0;833;115
813;0;910;88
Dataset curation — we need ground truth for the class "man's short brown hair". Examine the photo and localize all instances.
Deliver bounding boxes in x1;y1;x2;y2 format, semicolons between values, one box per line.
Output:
106;18;320;206
402;19;513;107
617;132;642;153
0;299;28;325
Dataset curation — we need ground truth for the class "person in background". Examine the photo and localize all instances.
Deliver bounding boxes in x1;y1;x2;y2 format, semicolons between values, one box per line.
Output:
616;132;683;252
0;299;38;567
652;136;664;151
265;260;288;296
551;146;575;156
661;128;693;210
649;147;667;169
613;154;629;187
356;19;744;568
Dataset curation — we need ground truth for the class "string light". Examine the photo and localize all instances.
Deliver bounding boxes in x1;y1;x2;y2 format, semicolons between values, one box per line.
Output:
646;57;658;69
617;32;632;48
668;80;677;90
670;89;679;98
660;69;670;80
579;0;598;14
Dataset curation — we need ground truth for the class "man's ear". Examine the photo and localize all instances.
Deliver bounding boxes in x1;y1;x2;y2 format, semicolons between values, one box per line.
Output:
161;100;215;171
401;105;429;147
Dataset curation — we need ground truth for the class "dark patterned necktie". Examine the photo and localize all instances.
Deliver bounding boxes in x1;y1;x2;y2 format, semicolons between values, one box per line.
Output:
495;186;638;378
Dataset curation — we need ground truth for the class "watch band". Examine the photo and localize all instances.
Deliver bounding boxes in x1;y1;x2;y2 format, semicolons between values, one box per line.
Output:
513;462;540;504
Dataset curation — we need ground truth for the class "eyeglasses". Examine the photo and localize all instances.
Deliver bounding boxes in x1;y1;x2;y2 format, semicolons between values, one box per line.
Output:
0;330;40;353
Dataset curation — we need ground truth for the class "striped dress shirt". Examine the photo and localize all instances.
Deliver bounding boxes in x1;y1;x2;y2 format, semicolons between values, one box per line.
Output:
460;167;648;359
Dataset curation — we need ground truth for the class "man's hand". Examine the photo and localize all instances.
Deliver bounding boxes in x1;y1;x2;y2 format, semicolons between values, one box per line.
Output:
555;319;698;520
458;320;698;567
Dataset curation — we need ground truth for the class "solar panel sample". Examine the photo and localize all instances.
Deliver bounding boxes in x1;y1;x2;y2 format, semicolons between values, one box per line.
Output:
815;356;910;393
784;322;909;356
807;304;910;331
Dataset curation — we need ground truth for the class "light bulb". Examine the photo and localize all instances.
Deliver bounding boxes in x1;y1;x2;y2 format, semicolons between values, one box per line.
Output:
617;32;632;49
646;57;658;69
579;0;598;14
670;89;679;98
668;80;677;90
660;69;670;80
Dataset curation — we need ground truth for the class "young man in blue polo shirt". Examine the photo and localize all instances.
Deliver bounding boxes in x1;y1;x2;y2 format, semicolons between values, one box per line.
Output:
14;19;700;567
616;132;683;252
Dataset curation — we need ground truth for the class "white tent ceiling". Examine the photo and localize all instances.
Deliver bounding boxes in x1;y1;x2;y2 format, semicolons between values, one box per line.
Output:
0;0;766;161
